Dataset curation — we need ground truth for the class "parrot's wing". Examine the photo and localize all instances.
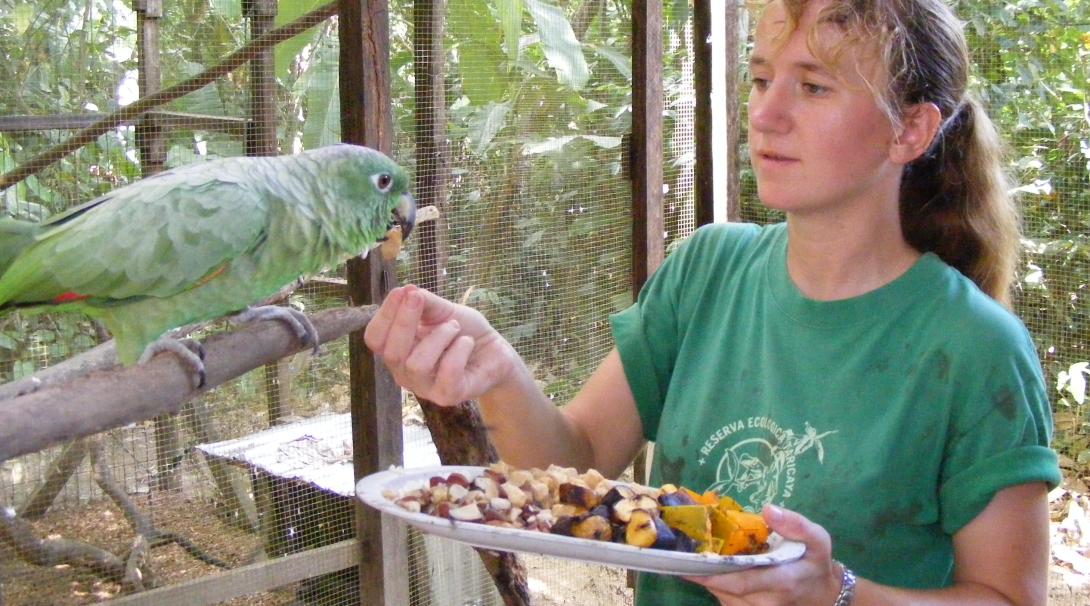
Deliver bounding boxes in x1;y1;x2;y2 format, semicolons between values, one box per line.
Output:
2;168;269;305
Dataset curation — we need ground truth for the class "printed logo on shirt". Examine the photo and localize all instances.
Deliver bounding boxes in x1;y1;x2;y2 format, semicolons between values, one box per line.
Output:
697;416;835;510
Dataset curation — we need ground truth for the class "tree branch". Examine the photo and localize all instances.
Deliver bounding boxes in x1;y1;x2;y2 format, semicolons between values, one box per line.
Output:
0;505;126;582
0;305;377;463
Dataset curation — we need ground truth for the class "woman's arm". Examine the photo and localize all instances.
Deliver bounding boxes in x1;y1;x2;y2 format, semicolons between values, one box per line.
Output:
687;482;1050;606
480;348;646;478
365;285;645;477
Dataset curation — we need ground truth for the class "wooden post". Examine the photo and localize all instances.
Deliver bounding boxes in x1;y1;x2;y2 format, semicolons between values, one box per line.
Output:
134;0;165;174
338;1;408;605
631;0;665;293
134;0;179;493
724;0;743;221
629;0;665;591
694;0;714;227
244;0;293;425
245;0;279;157
412;0;450;293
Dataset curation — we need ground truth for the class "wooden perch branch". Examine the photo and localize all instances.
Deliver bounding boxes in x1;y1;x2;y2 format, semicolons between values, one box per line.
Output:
0;305;377;463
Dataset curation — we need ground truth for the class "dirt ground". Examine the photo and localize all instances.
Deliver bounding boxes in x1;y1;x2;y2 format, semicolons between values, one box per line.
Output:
1;482;1088;605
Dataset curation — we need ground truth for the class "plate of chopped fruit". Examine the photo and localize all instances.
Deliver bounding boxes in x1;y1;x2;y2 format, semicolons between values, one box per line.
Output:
356;462;805;576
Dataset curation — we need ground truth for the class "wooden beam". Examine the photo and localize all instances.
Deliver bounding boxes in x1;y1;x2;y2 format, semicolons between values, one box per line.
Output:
724;0;743;221
631;0;665;291
104;539;360;606
0;305;378;463
0;112;248;134
338;1;408;604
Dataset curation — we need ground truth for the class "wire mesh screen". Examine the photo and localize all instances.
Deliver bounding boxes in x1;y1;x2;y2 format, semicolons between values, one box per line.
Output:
0;0;698;605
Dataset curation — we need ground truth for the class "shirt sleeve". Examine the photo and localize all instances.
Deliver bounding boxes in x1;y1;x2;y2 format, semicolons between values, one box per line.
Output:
938;317;1061;534
609;251;684;441
610;223;762;441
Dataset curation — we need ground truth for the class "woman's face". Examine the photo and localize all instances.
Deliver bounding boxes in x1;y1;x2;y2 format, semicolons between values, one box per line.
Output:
747;0;903;218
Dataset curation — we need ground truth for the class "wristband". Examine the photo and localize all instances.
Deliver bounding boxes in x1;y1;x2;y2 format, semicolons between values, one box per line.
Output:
832;560;856;606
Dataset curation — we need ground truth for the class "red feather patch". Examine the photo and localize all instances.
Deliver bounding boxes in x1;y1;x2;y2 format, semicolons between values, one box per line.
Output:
52;292;90;304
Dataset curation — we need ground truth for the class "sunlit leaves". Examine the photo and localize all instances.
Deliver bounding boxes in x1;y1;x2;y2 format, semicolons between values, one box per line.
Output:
524;0;589;90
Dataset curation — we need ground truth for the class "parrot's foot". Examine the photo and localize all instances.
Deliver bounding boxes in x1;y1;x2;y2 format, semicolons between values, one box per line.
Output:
233;305;320;355
13;376;42;397
139;337;207;389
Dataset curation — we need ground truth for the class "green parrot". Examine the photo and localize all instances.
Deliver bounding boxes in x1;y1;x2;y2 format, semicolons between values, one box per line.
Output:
0;143;415;385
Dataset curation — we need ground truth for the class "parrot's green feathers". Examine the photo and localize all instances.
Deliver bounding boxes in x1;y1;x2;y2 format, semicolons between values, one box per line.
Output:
0;144;415;365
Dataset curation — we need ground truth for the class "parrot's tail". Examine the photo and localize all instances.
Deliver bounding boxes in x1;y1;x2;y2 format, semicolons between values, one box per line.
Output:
0;218;41;278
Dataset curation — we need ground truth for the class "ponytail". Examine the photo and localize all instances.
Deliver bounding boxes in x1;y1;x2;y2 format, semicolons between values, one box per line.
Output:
899;96;1020;306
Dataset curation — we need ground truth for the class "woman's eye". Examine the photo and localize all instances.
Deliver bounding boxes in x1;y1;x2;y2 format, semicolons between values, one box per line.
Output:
373;173;393;192
802;82;828;95
750;77;770;90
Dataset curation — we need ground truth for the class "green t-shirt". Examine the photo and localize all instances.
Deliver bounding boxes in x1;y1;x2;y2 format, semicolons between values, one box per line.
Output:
610;222;1060;604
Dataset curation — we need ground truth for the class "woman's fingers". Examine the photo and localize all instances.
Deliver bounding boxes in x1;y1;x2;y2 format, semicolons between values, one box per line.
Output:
403;320;461;380
432;335;477;406
380;287;427;367
364;285;507;407
363;285;410;353
684;505;838;604
762;505;832;560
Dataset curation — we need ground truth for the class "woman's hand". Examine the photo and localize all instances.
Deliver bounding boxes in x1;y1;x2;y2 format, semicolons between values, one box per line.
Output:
685;505;843;606
364;285;521;406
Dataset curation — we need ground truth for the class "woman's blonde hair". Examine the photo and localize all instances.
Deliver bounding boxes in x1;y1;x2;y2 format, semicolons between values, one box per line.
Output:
766;0;1020;305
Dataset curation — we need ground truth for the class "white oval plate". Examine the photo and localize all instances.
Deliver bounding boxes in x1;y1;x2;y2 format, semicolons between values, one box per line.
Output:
356;465;805;576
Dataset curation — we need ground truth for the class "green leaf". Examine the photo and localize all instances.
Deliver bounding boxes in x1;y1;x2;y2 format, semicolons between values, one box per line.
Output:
12;360;36;381
582;135;622;149
496;0;524;64
522;135;620;155
11;5;34;34
209;0;242;21
522;135;577;155
450;0;511;104
0;333;17;351
275;0;328;78
1059;361;1090;405
298;40;341;148
524;0;590;90
468;101;512;155
587;43;632;81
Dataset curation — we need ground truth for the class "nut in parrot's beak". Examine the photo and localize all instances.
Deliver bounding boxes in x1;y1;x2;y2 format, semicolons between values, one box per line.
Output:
379;225;403;261
378;192;416;262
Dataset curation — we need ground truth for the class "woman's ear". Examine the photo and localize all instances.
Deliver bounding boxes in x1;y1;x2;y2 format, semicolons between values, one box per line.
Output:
890;102;942;165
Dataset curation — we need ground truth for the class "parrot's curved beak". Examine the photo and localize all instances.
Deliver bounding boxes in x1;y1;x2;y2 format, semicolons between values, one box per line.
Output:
395;192;416;241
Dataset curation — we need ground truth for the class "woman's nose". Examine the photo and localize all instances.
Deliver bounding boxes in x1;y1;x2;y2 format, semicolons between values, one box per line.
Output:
748;84;792;134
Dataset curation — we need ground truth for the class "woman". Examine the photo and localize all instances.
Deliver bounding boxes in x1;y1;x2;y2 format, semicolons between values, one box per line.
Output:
366;0;1060;603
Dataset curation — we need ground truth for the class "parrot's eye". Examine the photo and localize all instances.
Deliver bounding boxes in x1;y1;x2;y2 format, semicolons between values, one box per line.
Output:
372;173;394;193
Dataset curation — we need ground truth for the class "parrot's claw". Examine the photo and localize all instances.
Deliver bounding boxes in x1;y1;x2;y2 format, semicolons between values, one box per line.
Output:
233;305;320;355
139;337;207;389
13;376;42;397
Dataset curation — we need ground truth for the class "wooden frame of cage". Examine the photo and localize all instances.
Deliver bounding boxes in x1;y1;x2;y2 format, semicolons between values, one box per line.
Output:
0;0;742;604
